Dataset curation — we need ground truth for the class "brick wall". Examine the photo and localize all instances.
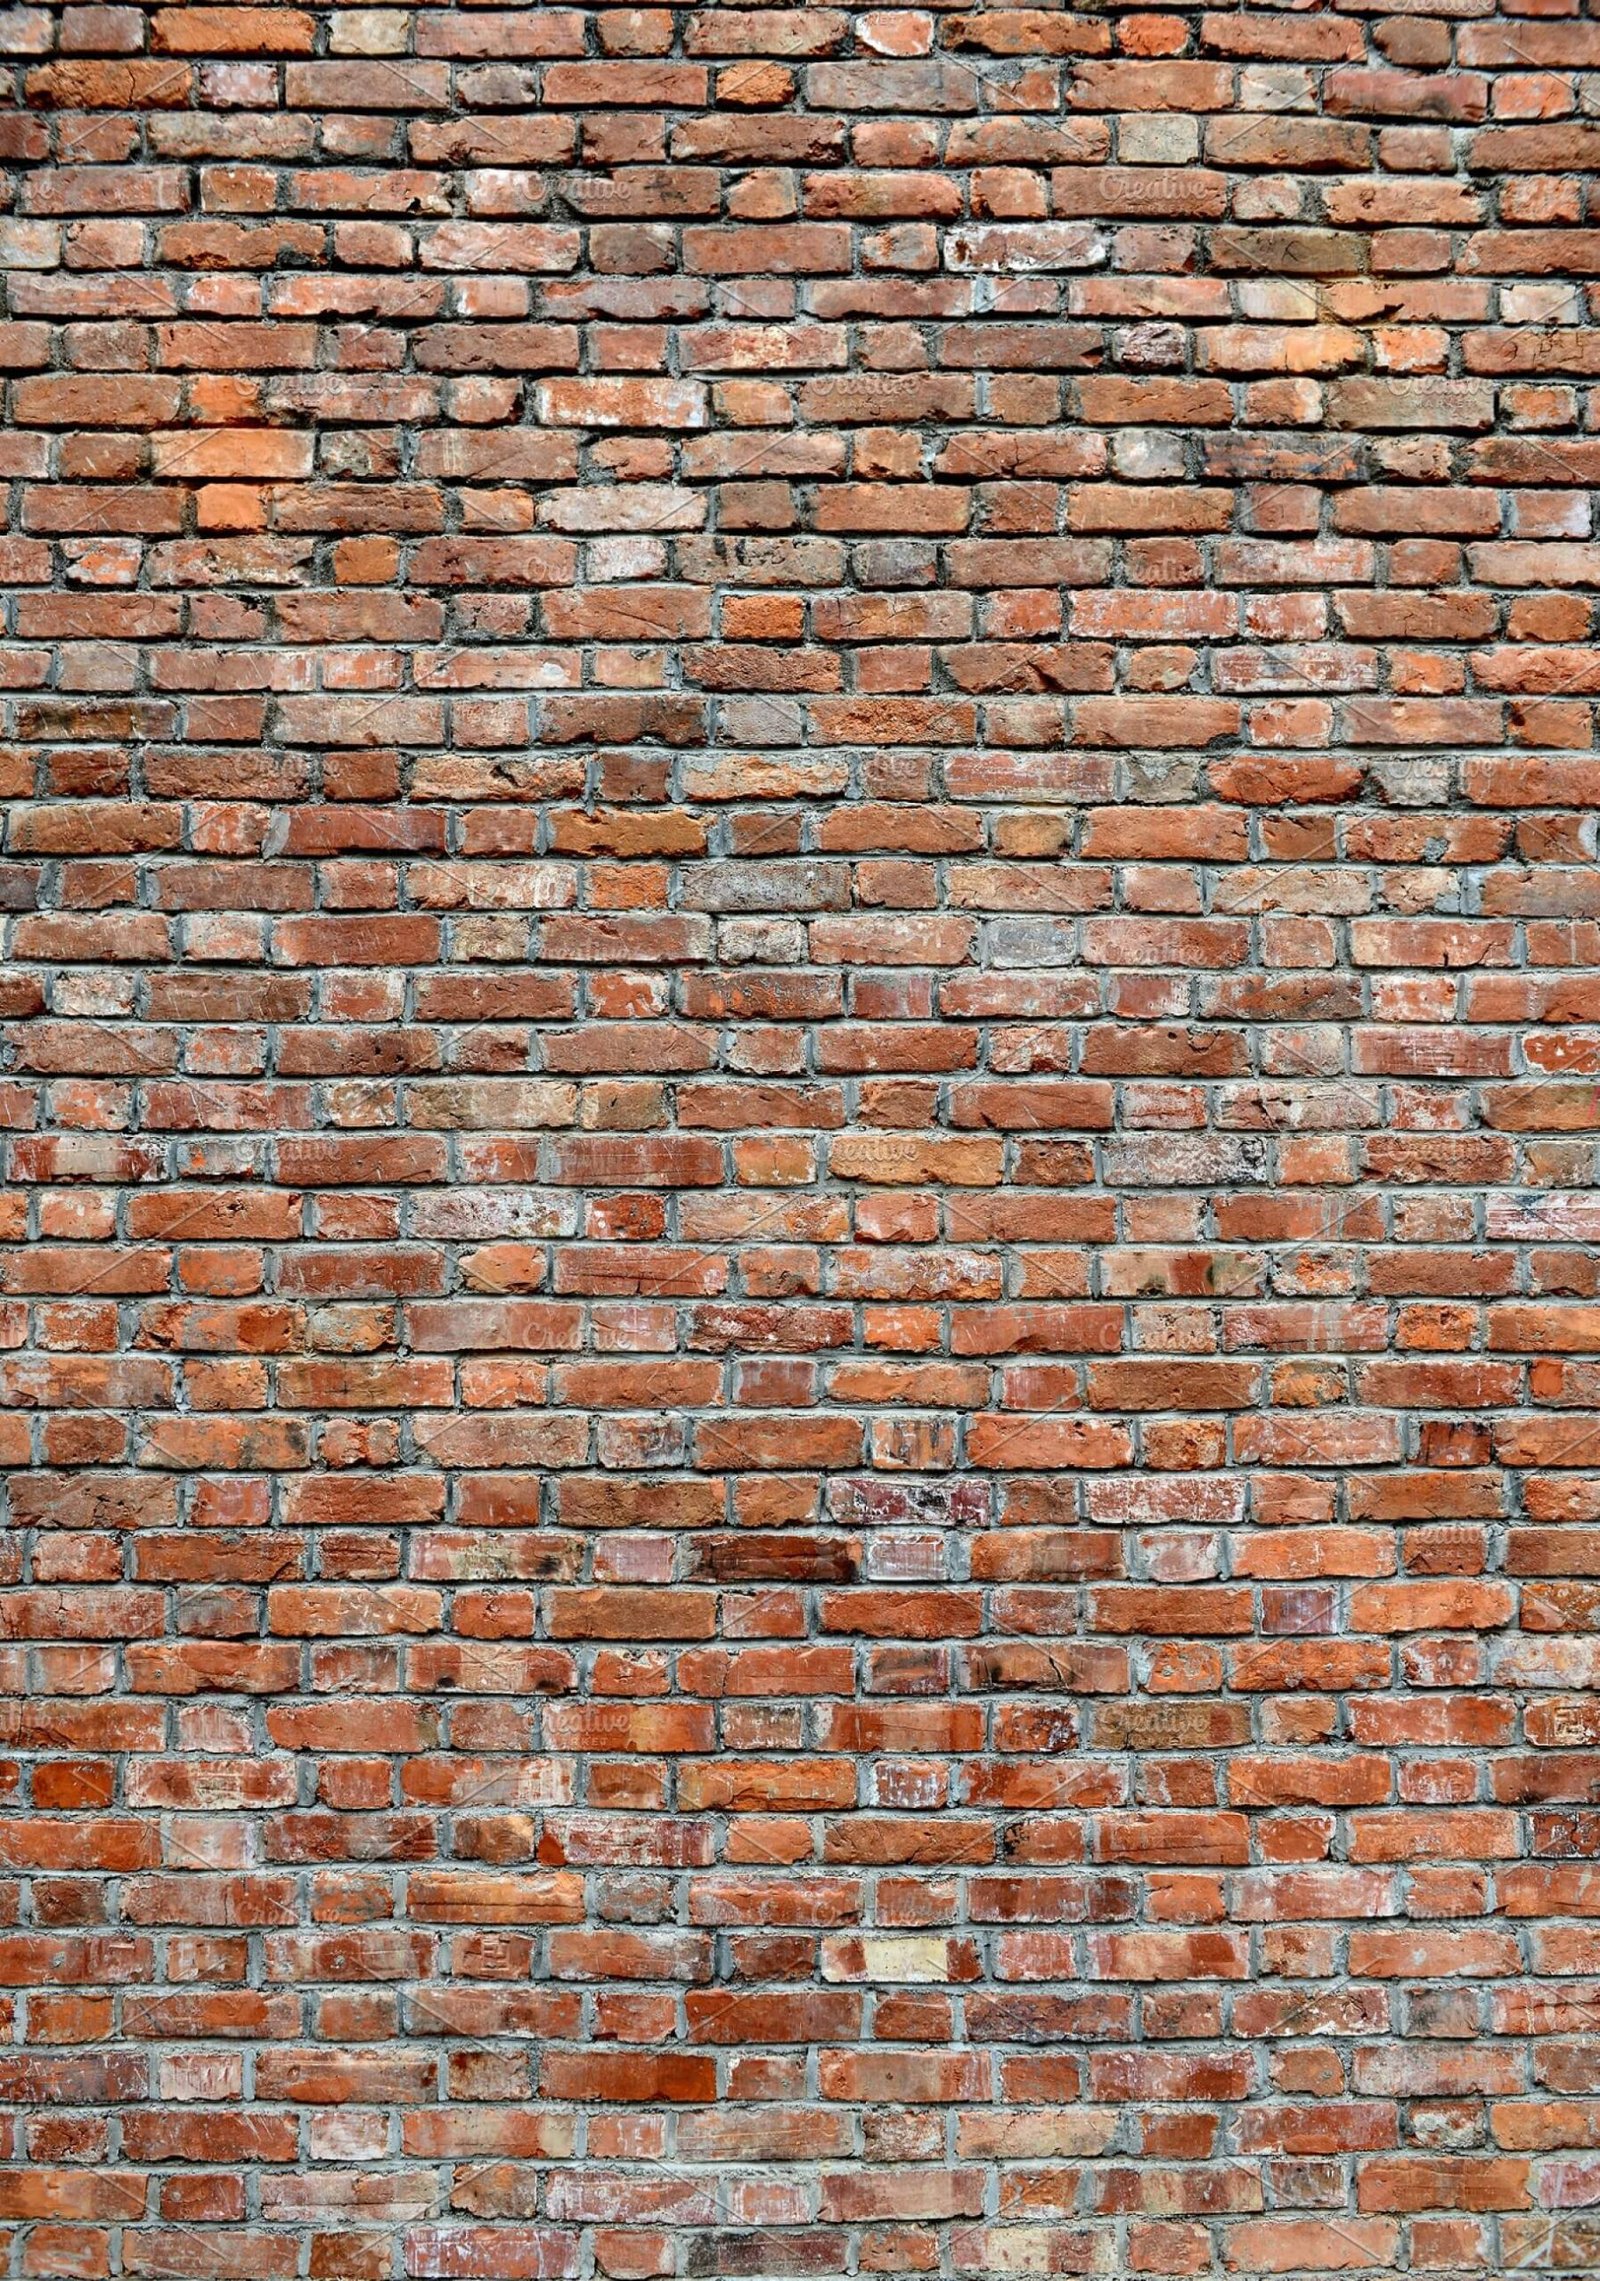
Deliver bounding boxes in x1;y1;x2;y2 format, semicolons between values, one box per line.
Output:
3;0;1599;2274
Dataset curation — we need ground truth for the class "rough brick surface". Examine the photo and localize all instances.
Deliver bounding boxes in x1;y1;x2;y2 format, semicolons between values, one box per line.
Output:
3;0;1600;2274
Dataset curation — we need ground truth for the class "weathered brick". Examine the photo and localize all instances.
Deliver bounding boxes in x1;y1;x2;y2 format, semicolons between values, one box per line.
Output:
0;4;1592;2269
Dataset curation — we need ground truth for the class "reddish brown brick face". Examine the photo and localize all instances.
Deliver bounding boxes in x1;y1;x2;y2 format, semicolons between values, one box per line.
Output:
3;1;1600;2274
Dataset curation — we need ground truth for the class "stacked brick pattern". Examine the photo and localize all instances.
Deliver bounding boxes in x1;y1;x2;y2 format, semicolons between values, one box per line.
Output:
3;0;1600;2273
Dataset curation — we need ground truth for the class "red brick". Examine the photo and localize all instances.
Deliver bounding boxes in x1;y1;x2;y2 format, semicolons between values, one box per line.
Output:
0;4;1591;2267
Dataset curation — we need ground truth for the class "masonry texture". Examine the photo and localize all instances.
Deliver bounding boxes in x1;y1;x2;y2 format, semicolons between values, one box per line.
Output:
4;0;1600;2275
